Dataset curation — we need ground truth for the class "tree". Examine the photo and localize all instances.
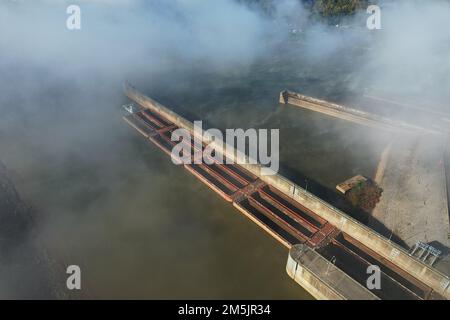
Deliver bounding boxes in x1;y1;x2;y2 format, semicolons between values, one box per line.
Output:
314;0;368;17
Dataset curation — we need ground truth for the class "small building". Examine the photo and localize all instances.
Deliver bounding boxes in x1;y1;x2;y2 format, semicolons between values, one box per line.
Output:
336;175;368;195
336;175;383;213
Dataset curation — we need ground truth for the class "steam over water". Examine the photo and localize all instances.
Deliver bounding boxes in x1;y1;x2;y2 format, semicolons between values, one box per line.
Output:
0;0;448;298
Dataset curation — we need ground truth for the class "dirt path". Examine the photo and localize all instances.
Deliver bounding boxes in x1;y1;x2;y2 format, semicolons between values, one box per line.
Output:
374;139;394;185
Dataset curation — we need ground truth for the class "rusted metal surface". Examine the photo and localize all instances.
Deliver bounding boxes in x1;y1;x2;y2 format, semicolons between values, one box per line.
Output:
124;109;335;248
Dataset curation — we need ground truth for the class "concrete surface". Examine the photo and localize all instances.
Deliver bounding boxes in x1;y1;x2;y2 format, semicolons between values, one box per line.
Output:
371;135;449;250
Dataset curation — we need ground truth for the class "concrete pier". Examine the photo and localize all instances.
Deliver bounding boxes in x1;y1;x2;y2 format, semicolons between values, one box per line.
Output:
279;90;441;135
286;244;379;300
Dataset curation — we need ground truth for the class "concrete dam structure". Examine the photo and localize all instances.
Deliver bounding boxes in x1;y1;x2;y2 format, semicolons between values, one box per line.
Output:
279;90;441;135
123;84;449;300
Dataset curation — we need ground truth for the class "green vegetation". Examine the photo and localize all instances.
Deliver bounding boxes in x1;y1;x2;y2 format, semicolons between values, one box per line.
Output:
347;180;383;213
313;0;369;17
241;0;372;20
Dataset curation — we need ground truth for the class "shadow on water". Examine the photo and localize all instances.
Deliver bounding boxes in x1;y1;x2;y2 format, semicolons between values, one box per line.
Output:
278;163;371;224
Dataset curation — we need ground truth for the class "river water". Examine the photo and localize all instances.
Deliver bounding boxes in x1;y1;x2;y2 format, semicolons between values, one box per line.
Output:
0;40;393;299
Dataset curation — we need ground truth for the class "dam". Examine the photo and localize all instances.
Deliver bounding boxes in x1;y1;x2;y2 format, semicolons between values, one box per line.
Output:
280;89;450;267
122;84;449;300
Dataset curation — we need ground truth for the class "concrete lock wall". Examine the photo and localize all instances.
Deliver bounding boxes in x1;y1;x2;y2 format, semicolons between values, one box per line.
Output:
286;244;379;300
279;90;442;135
286;249;344;300
125;84;450;298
